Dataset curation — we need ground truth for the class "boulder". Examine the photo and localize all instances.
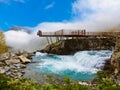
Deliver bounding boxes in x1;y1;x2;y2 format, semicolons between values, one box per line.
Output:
18;55;31;63
0;52;10;61
5;59;20;65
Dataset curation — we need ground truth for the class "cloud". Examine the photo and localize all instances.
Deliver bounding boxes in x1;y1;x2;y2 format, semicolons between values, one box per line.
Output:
45;2;55;9
35;0;120;32
4;30;48;52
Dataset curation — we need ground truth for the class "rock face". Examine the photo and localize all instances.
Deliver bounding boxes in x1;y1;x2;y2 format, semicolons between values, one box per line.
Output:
41;37;116;55
111;37;120;75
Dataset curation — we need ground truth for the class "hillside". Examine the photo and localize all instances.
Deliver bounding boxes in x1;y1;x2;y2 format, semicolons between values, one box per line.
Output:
0;31;8;54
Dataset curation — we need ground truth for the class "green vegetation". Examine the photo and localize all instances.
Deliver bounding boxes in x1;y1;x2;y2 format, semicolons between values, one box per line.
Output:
0;74;92;90
0;31;8;54
96;71;120;90
1;71;120;90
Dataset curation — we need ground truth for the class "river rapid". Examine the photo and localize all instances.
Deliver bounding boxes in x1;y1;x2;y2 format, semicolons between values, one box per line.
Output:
25;50;112;81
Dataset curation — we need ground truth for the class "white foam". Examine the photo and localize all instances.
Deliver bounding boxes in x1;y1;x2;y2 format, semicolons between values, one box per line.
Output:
36;50;112;74
35;52;47;57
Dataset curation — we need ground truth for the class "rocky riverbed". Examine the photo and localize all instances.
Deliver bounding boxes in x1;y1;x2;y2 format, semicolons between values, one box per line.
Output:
0;51;34;79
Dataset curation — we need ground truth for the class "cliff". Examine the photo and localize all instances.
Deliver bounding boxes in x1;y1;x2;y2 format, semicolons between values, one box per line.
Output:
111;37;120;75
41;37;116;55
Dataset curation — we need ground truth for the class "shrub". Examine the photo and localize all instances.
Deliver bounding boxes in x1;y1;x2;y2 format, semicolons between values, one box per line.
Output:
0;74;93;90
0;31;8;54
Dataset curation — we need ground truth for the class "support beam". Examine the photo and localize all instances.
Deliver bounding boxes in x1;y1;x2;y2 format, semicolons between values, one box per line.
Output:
50;37;53;43
46;37;50;44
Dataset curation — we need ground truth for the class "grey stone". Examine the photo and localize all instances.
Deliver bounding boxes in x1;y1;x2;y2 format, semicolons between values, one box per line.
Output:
0;67;6;73
9;65;16;69
17;72;23;77
6;71;11;75
21;64;26;68
0;52;10;61
5;59;20;65
4;66;10;72
13;64;21;68
0;62;5;67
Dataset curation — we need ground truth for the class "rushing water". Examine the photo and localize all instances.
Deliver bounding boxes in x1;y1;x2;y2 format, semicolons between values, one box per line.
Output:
28;50;112;81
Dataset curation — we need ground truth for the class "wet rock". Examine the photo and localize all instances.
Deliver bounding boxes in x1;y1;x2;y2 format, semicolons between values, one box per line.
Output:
3;66;10;72
0;50;33;79
16;72;23;77
9;65;16;69
21;64;26;68
18;55;31;63
6;71;11;75
0;67;6;73
14;69;19;73
14;64;21;68
21;70;25;74
0;62;5;67
5;59;20;65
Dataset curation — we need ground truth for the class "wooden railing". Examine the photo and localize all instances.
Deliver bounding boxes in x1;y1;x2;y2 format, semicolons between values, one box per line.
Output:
37;29;120;37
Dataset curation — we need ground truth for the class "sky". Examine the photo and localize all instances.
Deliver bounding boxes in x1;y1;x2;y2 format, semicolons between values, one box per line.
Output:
0;0;75;31
1;0;120;32
3;0;120;51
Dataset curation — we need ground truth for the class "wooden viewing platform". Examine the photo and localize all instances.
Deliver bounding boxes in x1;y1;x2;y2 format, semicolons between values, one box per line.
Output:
37;29;120;37
37;29;120;44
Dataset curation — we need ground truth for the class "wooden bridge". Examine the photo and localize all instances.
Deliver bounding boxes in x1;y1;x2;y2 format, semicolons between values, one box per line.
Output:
37;29;120;44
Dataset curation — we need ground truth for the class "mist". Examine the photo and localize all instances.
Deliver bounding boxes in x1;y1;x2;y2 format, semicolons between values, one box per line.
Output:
4;30;48;52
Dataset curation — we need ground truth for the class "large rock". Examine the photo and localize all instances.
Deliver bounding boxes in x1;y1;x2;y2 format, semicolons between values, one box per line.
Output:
5;59;20;65
18;55;31;63
0;52;10;61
